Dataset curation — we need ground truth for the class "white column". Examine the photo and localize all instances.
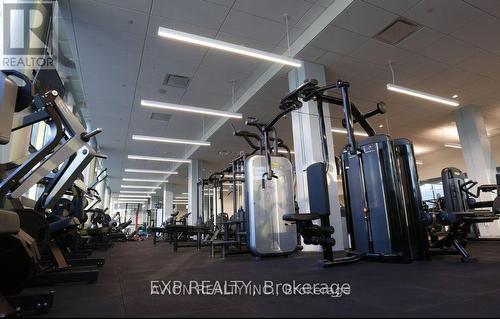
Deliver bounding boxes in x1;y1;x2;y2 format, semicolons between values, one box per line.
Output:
188;160;203;225
288;61;345;251
162;183;173;222
456;105;500;237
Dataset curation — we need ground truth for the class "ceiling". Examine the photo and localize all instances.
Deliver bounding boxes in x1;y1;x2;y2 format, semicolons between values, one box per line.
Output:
61;0;500;196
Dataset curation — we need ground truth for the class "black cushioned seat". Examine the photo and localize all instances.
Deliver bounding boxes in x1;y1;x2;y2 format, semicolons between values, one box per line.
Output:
283;213;320;222
49;217;79;234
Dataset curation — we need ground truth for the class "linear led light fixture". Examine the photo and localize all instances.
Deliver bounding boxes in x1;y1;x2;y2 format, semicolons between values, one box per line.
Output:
415;160;423;165
175;196;188;199
386;84;459;107
128;155;191;163
141;100;242;119
122;178;168;183
125;168;178;175
116;198;148;202
444;143;462;149
121;185;161;189
120;191;155;194
119;194;152;198
182;192;188;195
331;128;369;137
132;135;210;146
277;149;295;154
158;27;302;67
116;201;148;204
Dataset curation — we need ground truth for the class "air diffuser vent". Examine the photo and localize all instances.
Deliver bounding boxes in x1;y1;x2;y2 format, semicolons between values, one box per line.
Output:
374;19;420;45
163;74;190;88
150;112;171;122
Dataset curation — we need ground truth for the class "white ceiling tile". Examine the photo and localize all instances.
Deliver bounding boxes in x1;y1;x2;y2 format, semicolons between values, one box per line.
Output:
317;51;344;66
295;4;326;29
463;0;500;16
459;76;500;97
456;51;500;76
70;0;149;35
393;54;449;82
216;32;276;52
233;0;313;25
220;9;289;44
420;36;481;65
423;66;484;88
94;0;152;13
362;0;421;15
403;0;483;34
310;24;368;55
201;49;265;76
74;22;144;67
451;13;500;50
142;37;208;76
327;55;386;81
332;0;398;37
152;0;230;30
204;0;236;7
147;14;218;38
350;39;414;66
396;27;446;53
296;45;327;62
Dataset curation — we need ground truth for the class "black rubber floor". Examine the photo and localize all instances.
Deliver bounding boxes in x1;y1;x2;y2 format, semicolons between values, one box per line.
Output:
31;240;500;317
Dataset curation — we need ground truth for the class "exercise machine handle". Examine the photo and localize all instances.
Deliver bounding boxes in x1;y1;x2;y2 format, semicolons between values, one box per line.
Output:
81;128;102;142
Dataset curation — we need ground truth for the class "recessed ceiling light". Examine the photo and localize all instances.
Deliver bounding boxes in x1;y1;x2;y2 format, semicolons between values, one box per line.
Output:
122;178;168;183
331;127;369;137
132;135;211;146
158;27;302;67
452;94;458;99
379;124;384;128
387;84;459;107
128;155;191;163
141;99;242;119
124;168;178;174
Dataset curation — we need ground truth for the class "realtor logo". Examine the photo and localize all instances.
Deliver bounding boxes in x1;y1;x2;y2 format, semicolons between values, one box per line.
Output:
2;1;58;68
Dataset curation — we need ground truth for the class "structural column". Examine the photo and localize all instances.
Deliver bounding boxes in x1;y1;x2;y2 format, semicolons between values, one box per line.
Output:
288;61;345;251
456;105;500;237
162;183;173;224
188;160;203;225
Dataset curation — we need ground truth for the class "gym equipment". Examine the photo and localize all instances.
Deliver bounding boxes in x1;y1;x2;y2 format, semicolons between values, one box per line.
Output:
427;167;499;262
278;79;429;265
0;68;104;287
0;70;54;315
243;115;298;257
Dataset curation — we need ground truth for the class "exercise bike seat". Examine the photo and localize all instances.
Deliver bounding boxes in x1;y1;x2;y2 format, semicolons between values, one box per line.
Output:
283;213;320;222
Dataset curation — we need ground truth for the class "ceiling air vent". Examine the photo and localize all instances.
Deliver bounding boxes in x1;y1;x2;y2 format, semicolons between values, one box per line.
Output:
150;112;171;122
374;19;420;45
163;74;190;88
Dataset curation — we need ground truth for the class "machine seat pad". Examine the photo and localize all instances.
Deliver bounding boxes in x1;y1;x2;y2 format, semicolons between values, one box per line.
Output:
0;209;20;234
283;213;320;222
49;217;80;233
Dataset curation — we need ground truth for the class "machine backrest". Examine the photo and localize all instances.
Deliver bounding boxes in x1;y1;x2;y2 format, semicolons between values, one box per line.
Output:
442;167;468;213
0;72;19;144
0;209;20;234
306;162;330;216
